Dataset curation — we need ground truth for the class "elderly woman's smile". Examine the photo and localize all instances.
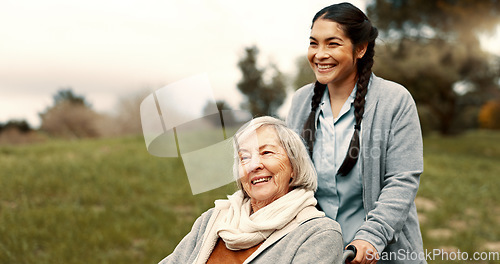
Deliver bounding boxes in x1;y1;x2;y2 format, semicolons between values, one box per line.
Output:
251;176;272;185
237;126;294;212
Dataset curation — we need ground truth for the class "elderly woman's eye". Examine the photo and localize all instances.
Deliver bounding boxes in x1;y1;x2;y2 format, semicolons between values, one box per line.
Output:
239;155;250;161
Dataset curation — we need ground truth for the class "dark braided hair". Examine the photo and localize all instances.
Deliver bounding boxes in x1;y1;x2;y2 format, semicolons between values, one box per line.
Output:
302;2;378;176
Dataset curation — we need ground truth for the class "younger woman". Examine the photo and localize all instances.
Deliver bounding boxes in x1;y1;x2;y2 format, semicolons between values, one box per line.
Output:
287;3;425;263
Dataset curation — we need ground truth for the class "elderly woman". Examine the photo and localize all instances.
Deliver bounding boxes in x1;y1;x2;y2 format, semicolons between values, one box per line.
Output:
158;116;343;264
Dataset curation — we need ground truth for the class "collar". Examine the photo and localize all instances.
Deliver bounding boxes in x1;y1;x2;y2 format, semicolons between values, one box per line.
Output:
320;85;357;109
315;84;357;126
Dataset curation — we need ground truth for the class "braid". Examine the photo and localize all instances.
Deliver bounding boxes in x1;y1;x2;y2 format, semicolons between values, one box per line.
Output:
302;81;327;157
337;40;375;176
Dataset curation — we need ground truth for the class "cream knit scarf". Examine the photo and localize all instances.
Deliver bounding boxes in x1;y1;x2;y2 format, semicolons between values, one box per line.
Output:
215;188;323;250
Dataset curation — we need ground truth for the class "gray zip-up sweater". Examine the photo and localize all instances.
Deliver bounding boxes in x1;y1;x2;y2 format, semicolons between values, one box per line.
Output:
158;206;343;264
286;74;426;263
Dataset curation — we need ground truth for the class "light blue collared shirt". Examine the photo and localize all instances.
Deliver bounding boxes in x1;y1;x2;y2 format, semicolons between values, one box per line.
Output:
312;87;365;246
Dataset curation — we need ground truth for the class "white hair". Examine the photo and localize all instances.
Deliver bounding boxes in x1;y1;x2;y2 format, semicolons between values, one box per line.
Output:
232;116;317;197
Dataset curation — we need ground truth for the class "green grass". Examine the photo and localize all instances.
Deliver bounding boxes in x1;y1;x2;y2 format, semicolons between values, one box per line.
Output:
419;130;500;263
0;136;236;263
0;131;499;263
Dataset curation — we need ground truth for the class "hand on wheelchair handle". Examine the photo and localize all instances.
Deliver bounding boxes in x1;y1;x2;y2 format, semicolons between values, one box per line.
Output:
343;244;357;263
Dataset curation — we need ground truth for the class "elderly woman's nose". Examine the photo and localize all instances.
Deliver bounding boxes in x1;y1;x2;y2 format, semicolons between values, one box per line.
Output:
245;155;264;172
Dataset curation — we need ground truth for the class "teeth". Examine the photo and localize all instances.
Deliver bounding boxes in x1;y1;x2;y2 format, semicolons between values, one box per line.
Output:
252;177;271;185
318;64;333;69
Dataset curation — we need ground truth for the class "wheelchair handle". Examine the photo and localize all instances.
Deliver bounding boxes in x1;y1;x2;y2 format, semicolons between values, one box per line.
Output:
342;245;357;263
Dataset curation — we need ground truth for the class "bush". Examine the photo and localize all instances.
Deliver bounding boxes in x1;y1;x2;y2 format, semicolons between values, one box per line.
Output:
478;99;500;129
0;119;43;145
40;101;103;138
112;90;148;136
0;128;43;145
0;120;32;133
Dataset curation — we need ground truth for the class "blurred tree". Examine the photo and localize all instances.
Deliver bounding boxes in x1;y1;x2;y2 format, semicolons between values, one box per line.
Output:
0;119;41;145
202;99;235;128
237;46;287;117
293;56;316;90
368;0;500;41
52;87;90;106
112;90;149;135
215;100;236;128
39;88;102;138
215;100;231;111
0;119;32;133
368;0;500;134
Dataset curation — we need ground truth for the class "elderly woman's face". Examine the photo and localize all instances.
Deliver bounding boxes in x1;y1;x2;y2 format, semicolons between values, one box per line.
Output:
237;126;293;208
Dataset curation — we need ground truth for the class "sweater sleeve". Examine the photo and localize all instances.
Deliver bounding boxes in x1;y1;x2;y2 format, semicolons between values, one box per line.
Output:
292;227;344;264
158;209;213;264
354;89;424;254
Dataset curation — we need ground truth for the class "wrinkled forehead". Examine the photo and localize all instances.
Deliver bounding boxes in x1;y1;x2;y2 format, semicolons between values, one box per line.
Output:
235;125;281;151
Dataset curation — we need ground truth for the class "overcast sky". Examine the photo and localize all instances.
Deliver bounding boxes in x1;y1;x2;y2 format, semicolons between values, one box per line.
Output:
1;0;499;128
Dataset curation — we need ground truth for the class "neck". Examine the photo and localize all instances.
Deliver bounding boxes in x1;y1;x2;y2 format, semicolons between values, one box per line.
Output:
326;77;357;118
249;191;288;214
248;187;294;214
250;197;276;214
327;76;357;99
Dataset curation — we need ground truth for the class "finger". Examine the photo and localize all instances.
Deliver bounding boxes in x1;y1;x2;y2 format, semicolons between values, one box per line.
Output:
353;251;364;264
361;251;375;264
346;255;359;264
366;252;378;264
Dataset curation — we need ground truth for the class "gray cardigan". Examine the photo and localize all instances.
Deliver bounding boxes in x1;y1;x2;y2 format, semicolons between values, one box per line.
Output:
286;74;426;263
159;207;343;264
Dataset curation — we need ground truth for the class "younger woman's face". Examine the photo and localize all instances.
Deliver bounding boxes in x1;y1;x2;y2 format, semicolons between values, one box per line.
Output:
308;19;364;89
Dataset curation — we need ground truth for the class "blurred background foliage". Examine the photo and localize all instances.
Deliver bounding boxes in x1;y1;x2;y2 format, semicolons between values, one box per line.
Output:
368;0;500;135
1;0;499;142
294;0;500;135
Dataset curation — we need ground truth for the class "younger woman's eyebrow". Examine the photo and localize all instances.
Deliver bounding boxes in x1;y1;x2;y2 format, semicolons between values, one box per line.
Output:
309;36;343;42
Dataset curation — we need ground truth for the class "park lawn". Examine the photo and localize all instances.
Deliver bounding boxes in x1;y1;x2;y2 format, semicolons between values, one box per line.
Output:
418;130;500;263
0;130;499;263
0;136;236;263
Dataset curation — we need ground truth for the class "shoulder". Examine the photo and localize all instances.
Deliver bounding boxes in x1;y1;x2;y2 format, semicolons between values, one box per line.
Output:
273;216;342;250
286;83;315;130
251;215;343;263
299;216;342;235
199;207;215;221
191;208;216;232
205;208;215;217
369;75;415;104
284;216;343;252
289;83;315;111
366;74;418;116
292;83;315;100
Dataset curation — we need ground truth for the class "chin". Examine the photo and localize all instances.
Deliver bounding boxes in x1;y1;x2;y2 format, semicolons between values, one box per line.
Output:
251;192;273;202
250;191;276;203
315;77;331;85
